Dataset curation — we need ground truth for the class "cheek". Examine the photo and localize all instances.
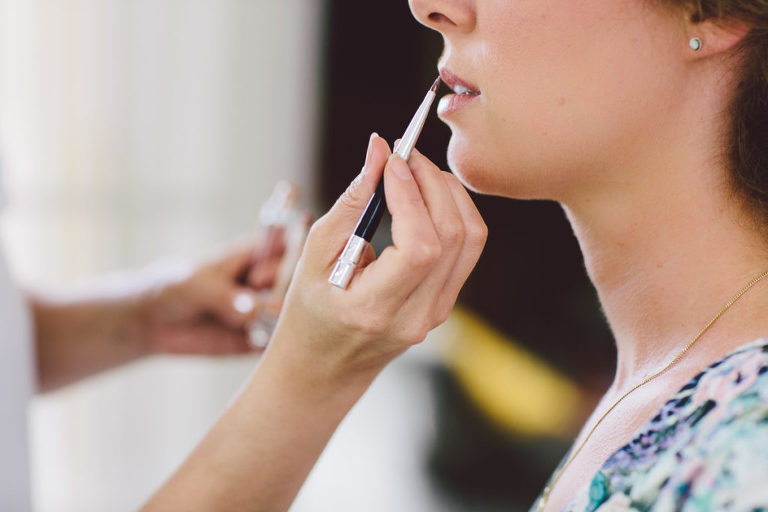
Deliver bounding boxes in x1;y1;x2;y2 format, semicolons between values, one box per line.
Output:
441;5;604;196
448;3;681;199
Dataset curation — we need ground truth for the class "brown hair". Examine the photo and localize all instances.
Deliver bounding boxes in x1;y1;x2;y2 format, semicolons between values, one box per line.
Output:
664;1;768;224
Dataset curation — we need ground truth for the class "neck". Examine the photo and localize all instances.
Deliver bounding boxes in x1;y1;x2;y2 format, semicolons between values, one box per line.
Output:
560;101;768;393
564;197;768;391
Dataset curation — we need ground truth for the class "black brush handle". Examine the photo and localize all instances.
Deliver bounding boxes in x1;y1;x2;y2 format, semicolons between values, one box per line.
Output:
354;180;386;241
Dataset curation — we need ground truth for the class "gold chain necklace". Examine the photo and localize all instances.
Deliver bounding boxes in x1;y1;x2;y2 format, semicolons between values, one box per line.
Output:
538;269;768;511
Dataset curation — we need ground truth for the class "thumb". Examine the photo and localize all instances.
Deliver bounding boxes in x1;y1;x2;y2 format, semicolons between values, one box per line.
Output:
315;133;391;239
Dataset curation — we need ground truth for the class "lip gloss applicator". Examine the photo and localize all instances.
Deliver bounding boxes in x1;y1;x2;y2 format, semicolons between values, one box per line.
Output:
328;76;441;289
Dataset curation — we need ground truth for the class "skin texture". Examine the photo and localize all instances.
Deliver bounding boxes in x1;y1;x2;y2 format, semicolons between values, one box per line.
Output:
418;0;732;202
410;0;768;510
144;136;487;510
32;237;285;392
36;1;768;510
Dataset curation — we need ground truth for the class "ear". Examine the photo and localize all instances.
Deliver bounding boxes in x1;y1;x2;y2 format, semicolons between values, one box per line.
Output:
686;10;752;56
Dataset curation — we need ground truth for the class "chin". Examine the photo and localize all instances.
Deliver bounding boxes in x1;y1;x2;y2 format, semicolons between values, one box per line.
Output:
446;134;493;194
445;132;561;201
446;134;519;198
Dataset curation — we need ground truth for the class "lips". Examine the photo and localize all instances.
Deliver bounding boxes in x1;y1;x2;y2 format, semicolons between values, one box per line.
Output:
439;68;481;95
437;68;481;117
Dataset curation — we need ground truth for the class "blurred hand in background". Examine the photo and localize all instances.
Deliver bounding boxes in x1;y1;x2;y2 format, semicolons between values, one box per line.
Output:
141;232;286;357
33;231;287;392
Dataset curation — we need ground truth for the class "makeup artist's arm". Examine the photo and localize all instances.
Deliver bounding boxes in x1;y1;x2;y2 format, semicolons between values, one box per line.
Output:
143;136;487;511
30;238;283;392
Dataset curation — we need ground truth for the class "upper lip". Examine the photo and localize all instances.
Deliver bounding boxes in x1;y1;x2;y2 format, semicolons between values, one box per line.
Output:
439;67;481;95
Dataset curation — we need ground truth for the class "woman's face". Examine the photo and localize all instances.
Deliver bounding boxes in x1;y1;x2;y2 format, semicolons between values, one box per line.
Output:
409;0;689;201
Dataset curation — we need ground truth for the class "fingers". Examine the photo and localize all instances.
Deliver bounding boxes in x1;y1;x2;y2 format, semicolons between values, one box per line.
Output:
407;150;486;325
298;136;483;345
247;256;281;290
307;134;392;262
339;133;389;216
359;154;441;303
214;243;256;279
213;228;286;290
248;226;286;267
400;149;467;313
205;283;263;330
191;231;291;329
250;137;487;382
432;171;488;320
366;148;486;337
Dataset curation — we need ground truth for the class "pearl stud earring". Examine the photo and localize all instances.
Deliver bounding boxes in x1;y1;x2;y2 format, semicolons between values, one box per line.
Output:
689;37;702;51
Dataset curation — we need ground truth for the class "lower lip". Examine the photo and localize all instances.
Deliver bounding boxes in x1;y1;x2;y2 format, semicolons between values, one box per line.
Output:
437;93;480;117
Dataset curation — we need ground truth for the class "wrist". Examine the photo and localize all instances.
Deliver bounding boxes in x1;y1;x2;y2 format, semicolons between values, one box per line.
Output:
257;328;382;410
130;261;194;356
131;289;159;357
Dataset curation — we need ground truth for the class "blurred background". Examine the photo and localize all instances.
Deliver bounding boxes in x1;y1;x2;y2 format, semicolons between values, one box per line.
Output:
0;1;615;511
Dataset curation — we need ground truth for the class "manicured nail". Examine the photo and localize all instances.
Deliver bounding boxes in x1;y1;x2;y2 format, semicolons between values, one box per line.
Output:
388;153;412;180
364;132;379;168
233;292;256;314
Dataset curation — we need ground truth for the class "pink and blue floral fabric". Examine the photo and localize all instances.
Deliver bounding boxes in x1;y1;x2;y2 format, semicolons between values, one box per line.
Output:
534;338;768;511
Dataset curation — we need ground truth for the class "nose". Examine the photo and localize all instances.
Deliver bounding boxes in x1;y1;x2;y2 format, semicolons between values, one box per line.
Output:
409;0;476;35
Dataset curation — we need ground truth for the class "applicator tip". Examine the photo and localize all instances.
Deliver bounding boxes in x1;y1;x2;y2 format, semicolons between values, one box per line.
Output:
430;76;441;93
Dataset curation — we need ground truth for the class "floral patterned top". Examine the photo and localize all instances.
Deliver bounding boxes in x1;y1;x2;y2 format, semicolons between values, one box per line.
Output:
531;338;768;512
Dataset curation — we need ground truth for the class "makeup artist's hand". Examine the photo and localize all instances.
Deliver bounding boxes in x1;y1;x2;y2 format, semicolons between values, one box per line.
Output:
266;134;487;386
139;233;285;356
142;137;485;512
32;233;288;391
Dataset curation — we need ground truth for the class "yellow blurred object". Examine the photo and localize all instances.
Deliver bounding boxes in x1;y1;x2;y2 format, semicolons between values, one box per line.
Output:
437;308;582;438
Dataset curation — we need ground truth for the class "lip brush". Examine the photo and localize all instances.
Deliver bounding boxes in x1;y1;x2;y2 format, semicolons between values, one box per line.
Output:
329;76;441;289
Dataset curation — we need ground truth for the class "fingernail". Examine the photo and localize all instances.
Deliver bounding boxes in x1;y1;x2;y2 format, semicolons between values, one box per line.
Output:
233;292;256;314
388;153;412;180
364;132;379;168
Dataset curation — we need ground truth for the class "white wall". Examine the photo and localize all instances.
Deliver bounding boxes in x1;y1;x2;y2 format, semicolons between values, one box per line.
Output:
0;1;323;510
